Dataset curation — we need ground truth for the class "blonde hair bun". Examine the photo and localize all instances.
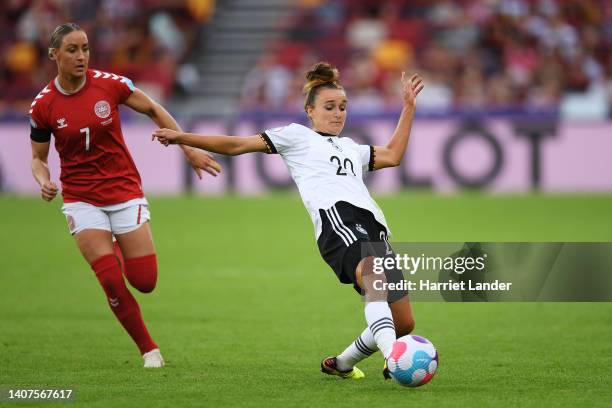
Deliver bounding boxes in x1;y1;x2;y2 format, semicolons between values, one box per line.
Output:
303;62;340;93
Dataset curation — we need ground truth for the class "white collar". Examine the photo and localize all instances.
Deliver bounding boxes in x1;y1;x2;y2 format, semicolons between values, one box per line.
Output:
55;76;87;95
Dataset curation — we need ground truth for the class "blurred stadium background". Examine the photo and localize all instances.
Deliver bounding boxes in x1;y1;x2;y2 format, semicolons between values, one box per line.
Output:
1;0;612;196
2;1;612;407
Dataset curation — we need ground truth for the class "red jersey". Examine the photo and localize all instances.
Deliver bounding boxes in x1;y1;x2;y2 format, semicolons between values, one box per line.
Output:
29;69;144;206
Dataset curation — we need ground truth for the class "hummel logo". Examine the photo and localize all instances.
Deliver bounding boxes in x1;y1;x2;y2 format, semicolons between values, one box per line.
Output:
57;118;68;129
109;297;119;307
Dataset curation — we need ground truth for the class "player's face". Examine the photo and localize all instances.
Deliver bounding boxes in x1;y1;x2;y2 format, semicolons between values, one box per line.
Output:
56;30;89;78
308;88;347;136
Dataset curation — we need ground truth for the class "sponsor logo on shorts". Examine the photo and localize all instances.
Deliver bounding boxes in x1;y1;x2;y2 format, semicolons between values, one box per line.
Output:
94;100;111;119
355;223;368;236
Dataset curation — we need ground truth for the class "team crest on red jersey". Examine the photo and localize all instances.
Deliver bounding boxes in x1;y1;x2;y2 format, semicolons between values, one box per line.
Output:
94;100;111;118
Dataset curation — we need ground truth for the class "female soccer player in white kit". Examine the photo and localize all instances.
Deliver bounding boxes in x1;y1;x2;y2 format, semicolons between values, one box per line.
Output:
153;62;423;379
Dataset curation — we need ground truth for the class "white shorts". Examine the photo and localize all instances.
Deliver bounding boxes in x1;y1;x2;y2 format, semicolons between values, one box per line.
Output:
61;198;151;235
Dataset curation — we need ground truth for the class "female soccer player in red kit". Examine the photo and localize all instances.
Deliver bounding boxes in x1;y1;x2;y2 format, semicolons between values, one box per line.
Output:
29;23;221;368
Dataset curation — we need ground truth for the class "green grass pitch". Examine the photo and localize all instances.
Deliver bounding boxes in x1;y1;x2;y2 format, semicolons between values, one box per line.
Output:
1;193;611;407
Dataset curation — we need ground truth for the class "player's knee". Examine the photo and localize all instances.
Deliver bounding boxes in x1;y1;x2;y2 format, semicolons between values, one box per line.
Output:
124;254;158;293
359;256;389;301
396;317;415;337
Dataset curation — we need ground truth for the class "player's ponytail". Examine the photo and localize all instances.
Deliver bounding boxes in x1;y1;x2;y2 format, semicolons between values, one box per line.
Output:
48;22;82;60
303;62;343;110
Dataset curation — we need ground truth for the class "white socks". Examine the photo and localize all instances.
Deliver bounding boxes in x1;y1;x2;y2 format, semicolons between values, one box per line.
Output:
336;327;378;371
364;301;396;358
334;302;397;370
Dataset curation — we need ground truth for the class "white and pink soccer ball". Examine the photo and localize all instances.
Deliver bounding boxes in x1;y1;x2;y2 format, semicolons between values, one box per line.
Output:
387;335;438;387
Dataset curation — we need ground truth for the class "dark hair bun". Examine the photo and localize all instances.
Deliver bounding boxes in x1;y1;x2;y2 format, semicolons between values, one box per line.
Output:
303;62;340;93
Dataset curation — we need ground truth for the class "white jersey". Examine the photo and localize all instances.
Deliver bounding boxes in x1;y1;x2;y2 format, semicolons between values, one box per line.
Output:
261;123;390;239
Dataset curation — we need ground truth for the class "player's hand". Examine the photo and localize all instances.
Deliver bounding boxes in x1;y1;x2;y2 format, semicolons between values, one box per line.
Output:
185;149;221;179
152;128;180;146
41;181;58;201
400;72;424;108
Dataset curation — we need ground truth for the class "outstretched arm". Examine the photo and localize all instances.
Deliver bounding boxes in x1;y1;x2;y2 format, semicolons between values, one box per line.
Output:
153;129;269;156
372;73;424;170
31;140;58;201
124;88;221;178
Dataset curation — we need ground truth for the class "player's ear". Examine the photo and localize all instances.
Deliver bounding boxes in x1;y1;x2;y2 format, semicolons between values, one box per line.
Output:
305;105;314;120
48;48;57;61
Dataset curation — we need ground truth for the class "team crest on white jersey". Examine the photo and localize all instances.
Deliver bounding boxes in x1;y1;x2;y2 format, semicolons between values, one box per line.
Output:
94;100;111;118
327;138;343;152
57;118;68;129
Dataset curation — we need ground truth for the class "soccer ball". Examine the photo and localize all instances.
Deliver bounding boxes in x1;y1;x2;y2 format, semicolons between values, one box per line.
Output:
387;335;438;387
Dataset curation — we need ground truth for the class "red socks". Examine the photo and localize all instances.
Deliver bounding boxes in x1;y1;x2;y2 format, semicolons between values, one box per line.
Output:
91;254;157;355
124;254;158;293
